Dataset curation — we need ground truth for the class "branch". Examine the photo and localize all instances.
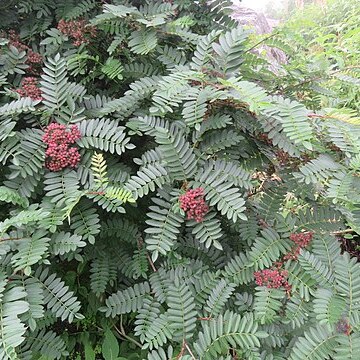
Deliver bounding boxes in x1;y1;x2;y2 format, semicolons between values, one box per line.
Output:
331;228;356;236
113;316;142;348
244;32;278;54
282;65;360;92
184;342;196;360
0;237;27;242
146;252;157;272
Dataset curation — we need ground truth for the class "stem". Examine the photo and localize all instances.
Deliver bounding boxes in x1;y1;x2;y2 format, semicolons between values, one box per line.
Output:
0;237;26;242
184;342;196;360
244;32;278;54
177;340;186;359
113;316;142;348
146;252;157;272
331;229;355;236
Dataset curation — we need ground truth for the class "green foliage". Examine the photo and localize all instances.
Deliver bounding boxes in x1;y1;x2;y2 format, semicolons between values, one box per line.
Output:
0;0;359;359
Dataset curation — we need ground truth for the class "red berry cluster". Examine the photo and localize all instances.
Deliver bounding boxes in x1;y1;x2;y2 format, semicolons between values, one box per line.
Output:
5;31;43;74
254;268;290;291
57;19;97;46
284;231;313;261
253;231;313;294
43;123;82;172
15;77;42;101
26;49;43;74
179;188;209;222
7;30;28;50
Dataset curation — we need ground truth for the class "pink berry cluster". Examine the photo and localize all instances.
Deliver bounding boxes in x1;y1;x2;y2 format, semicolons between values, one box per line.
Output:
284;231;313;260
254;268;290;291
43;123;82;172
5;30;43;74
179;188;209;222
15;77;42;101
57;19;97;46
253;231;313;294
7;30;28;50
26;49;43;74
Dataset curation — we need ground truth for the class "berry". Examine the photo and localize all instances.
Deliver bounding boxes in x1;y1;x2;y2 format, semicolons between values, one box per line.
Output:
15;77;42;100
289;232;313;248
283;231;314;261
179;188;209;222
254;268;290;290
57;19;96;46
7;30;28;50
43;123;81;172
26;49;43;74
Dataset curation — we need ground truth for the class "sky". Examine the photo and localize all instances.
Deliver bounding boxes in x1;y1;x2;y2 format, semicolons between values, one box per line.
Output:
233;0;286;12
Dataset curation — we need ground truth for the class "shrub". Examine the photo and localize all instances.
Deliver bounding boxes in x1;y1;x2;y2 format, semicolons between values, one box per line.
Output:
0;1;359;359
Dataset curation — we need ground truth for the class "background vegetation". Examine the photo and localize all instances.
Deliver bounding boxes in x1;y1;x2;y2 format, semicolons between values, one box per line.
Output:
0;0;359;359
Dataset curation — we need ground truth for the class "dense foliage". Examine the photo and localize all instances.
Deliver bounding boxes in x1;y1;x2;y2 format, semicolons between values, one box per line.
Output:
0;1;359;359
261;0;360;111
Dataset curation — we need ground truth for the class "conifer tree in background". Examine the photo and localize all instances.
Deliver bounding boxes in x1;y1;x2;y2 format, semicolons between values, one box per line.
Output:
0;1;359;359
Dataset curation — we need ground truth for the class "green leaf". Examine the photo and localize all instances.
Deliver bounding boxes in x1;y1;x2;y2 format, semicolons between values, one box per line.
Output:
102;329;119;360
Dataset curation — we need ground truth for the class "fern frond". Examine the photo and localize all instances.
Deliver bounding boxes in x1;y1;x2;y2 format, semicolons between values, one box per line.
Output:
36;268;84;323
167;279;197;341
190;212;224;250
11;230;50;275
125;163;170;200
289;325;337;360
194;311;262;360
78;118;134;155
254;286;284;325
334;253;360;316
100;282;151;317
204;279;235;317
313;288;346;325
213;28;248;75
145;196;184;262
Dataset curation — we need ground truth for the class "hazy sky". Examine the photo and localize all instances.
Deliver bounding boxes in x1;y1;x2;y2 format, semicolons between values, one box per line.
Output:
233;0;286;11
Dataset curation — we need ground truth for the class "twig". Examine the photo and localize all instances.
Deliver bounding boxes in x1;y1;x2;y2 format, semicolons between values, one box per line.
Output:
184;342;196;360
146;252;157;272
177;340;186;359
113;316;142;348
244;32;278;54
331;229;355;236
0;237;26;242
87;191;105;195
247;178;267;198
